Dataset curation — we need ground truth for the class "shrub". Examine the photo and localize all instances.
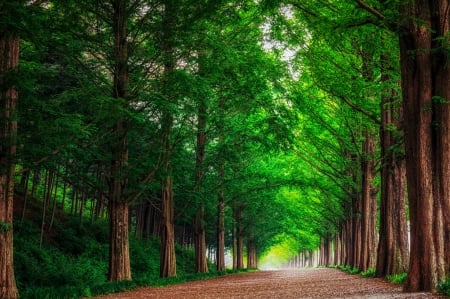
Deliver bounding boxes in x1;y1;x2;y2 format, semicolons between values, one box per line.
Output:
386;272;407;284
438;278;450;296
360;268;376;277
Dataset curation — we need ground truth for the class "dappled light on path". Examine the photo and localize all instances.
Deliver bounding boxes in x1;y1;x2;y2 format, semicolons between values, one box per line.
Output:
95;268;445;298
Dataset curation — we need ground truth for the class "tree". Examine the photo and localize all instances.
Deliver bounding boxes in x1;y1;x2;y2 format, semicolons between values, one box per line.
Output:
376;46;409;277
107;0;132;282
0;8;20;299
159;0;177;278
397;0;449;291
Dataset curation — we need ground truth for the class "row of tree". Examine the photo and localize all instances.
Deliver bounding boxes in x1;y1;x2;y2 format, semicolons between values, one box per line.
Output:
0;1;304;298
274;0;449;293
0;0;448;298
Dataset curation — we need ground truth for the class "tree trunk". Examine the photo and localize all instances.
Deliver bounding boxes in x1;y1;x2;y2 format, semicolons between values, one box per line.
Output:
160;174;176;277
216;99;226;272
351;188;361;269
247;231;257;269
376;69;409;277
431;0;450;278
359;132;377;272
108;0;131;282
194;95;208;273
194;202;208;272
216;184;226;271
234;206;244;270
0;29;19;299
20;171;30;221
108;200;131;281
159;0;177;278
398;0;449;291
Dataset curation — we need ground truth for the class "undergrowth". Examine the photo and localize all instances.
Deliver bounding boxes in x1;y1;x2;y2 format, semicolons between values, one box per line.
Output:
338;265;360;274
386;272;407;284
360;268;376;278
438;278;450;296
14;215;217;299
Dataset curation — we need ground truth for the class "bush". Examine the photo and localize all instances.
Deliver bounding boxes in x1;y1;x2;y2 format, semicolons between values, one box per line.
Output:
337;265;360;274
360;268;376;277
386;272;407;284
438;278;450;296
14;215;206;299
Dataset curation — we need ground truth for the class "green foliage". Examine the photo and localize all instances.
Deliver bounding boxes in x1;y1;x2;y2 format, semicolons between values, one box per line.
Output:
360;268;376;278
338;265;360;275
386;272;407;284
0;221;12;233
13;216;204;299
438;278;450;296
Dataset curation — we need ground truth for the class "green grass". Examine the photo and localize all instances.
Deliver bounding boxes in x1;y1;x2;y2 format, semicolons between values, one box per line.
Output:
360;268;376;278
386;272;407;284
337;264;360;274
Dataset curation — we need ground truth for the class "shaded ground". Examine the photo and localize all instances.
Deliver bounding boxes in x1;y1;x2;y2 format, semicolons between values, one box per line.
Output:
95;268;446;298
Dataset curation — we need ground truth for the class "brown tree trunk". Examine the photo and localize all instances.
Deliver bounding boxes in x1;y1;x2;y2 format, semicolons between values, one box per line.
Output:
398;0;449;291
376;68;409;277
108;0;131;282
216;99;226;272
233;205;244;270
431;0;450;277
194;202;208;272
247;231;257;269
160;174;176;277
216;179;226;271
108;200;131;281
0;30;19;299
359;132;377;272
20;171;30;221
194;96;208;273
351;189;362;269
159;0;177;278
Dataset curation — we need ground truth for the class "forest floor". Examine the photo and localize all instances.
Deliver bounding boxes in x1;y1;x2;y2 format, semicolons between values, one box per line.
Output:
94;268;446;298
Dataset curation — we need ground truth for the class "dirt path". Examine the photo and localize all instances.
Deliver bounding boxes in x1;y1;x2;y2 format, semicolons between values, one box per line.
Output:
95;268;446;298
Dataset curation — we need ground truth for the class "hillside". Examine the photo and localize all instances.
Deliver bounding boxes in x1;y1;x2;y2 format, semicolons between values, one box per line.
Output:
12;193;216;299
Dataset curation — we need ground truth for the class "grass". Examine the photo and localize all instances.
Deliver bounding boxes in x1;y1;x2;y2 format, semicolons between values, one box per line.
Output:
337;264;360;274
360;268;376;278
386;272;407;284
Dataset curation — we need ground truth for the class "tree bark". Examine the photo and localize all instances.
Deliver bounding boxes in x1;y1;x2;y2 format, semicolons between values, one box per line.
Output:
247;231;257;269
160;174;176;277
108;0;131;282
376;77;409;277
194;96;208;273
108;200;131;281
216;164;226;271
431;0;450;277
234;205;244;270
359;131;377;272
0;29;19;299
398;0;449;291
216;99;226;272
159;0;177;278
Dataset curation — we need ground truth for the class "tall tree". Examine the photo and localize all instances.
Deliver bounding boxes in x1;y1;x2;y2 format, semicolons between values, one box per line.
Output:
376;48;409;277
397;0;449;291
107;0;132;282
159;0;177;278
0;2;20;296
193;90;208;273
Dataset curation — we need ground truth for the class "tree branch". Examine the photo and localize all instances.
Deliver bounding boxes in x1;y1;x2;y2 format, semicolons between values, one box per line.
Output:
354;0;385;20
340;95;381;125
